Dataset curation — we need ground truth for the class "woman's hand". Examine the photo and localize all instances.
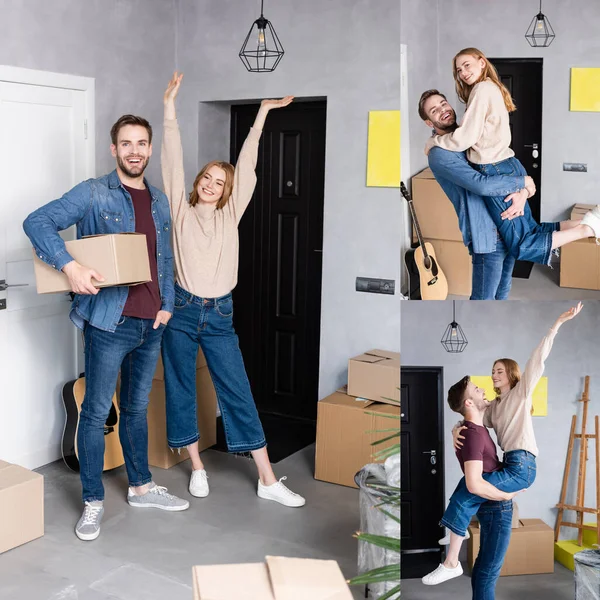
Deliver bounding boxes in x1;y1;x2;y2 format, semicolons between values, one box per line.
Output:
164;72;183;120
260;96;294;111
424;136;436;156
453;424;467;450
555;302;583;327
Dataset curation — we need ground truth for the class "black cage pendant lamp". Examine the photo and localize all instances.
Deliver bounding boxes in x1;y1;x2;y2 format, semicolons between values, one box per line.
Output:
525;0;556;47
239;0;285;73
441;301;468;354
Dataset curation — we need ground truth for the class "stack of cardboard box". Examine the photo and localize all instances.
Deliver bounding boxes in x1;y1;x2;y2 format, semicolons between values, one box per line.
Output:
560;203;600;290
0;460;44;554
315;350;400;488
147;347;217;469
411;168;472;297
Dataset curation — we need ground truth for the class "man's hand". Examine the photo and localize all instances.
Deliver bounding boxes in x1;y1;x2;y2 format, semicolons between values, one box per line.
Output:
501;189;528;220
153;310;172;329
453;424;467;450
524;175;536;198
63;260;105;295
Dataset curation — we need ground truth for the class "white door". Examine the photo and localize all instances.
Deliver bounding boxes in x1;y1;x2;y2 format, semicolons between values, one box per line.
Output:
0;73;94;469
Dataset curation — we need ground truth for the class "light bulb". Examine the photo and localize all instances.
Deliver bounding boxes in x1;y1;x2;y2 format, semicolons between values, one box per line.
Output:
451;327;457;337
258;28;266;56
535;17;545;32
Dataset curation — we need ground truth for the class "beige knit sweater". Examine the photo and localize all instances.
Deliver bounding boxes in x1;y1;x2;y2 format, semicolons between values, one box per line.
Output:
161;118;262;298
430;79;515;164
483;328;557;457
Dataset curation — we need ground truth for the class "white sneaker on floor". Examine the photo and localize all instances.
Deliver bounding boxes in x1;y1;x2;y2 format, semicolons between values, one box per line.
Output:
127;483;189;511
189;469;209;498
582;205;600;244
75;500;104;541
257;476;306;508
438;529;470;545
422;562;463;585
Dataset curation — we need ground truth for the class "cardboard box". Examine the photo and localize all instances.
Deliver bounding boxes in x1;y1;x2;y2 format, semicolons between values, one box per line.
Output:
468;518;554;576
426;238;472;297
315;390;400;488
146;366;217;469
33;233;151;294
192;556;353;600
0;460;44;554
411;168;463;243
347;350;400;404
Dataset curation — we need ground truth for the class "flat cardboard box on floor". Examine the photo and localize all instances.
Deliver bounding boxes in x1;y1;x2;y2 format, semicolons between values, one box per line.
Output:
411;168;463;243
192;556;354;600
468;518;554;576
425;238;472;297
347;349;400;404
32;233;151;294
0;460;44;554
315;389;400;488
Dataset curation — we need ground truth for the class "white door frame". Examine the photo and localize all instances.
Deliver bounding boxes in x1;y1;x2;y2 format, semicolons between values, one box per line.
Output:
400;45;411;294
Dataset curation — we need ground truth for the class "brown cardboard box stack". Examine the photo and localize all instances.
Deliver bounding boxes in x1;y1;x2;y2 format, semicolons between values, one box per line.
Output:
468;518;554;576
0;460;44;554
33;233;151;294
315;350;400;488
192;556;354;599
147;347;217;469
411;168;472;296
560;204;600;290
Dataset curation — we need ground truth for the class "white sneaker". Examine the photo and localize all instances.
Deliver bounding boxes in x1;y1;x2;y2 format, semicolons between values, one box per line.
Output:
257;476;306;508
189;469;209;498
422;562;463;585
582;205;600;244
75;500;104;541
438;529;470;545
127;483;189;511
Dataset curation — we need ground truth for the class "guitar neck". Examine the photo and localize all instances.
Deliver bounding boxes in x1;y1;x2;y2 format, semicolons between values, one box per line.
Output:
407;198;429;259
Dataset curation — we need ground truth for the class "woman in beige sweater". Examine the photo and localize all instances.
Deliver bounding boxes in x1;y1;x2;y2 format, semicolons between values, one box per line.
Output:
425;47;600;264
160;72;304;508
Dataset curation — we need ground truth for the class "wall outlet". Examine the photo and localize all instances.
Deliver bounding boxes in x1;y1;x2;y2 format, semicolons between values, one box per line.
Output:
563;163;587;172
356;277;395;295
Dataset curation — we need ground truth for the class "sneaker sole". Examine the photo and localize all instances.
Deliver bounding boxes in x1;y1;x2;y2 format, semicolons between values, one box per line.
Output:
256;489;306;508
75;528;100;541
128;500;190;511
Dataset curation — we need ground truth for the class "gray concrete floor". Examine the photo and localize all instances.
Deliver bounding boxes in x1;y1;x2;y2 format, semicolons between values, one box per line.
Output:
0;446;368;600
401;562;575;599
448;259;600;301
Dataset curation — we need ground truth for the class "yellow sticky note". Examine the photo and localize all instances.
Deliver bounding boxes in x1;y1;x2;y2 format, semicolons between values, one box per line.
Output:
470;376;548;417
570;68;600;112
366;110;400;187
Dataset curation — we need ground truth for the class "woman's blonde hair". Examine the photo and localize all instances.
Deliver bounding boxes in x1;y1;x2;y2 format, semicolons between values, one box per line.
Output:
189;160;235;210
453;47;516;113
492;358;521;398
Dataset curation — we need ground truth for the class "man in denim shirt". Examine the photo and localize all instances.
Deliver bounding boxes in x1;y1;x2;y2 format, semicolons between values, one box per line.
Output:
417;90;537;300
23;115;188;542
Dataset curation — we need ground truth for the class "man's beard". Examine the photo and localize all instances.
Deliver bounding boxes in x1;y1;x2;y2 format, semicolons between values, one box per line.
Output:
117;155;149;179
432;113;458;133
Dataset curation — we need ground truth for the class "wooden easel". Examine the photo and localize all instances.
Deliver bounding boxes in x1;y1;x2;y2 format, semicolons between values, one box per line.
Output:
555;376;600;545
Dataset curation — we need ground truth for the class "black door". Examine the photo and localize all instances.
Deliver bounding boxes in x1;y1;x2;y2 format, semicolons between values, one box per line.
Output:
401;367;445;579
230;101;326;421
491;58;543;279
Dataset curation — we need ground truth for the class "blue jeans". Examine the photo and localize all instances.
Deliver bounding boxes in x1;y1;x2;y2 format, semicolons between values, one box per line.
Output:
472;158;559;265
162;284;266;453
471;500;514;600
441;450;536;536
471;239;516;300
78;317;164;502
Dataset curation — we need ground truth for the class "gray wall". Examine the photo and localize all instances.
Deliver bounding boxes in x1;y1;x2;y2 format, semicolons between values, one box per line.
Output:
175;0;401;397
401;300;600;534
405;0;600;222
0;0;176;185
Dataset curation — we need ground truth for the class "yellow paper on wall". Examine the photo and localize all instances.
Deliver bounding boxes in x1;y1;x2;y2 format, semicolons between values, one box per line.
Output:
367;110;400;187
470;375;548;417
570;68;600;112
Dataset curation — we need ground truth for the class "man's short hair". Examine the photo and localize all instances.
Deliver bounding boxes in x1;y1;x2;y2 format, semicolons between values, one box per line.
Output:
110;115;153;146
448;375;470;415
418;89;447;121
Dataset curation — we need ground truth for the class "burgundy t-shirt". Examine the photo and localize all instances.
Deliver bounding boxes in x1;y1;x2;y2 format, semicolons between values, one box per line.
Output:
121;184;161;319
456;421;501;474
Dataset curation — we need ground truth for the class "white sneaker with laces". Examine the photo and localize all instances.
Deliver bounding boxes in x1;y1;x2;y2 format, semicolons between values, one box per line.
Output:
75;500;104;541
189;469;209;498
257;476;306;508
438;529;470;545
422;562;463;585
582;205;600;244
127;483;189;511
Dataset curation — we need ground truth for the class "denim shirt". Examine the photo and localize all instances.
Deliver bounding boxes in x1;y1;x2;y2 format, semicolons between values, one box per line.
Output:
427;147;525;254
23;170;174;332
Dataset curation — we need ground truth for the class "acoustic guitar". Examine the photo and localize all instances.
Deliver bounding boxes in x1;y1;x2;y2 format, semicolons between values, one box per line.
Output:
401;181;448;301
61;377;125;472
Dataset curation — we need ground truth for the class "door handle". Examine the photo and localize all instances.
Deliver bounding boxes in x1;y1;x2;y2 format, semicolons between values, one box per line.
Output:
524;143;540;159
422;450;436;455
0;280;29;292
